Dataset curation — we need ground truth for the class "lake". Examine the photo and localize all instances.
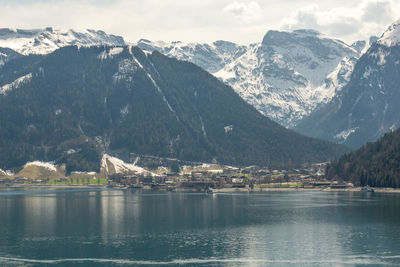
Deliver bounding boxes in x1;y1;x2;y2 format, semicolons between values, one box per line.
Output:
0;188;400;266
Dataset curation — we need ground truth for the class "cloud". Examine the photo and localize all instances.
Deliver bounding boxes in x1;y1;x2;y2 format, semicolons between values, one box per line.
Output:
223;1;262;23
0;0;232;43
0;0;269;43
280;0;400;43
0;0;398;45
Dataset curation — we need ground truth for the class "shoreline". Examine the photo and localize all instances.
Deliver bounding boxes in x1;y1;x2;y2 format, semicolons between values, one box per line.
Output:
0;184;108;190
1;185;400;193
215;187;400;193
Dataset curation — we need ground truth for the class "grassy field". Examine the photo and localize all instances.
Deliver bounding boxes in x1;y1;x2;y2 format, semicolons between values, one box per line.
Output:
27;177;109;185
255;183;303;188
48;177;108;185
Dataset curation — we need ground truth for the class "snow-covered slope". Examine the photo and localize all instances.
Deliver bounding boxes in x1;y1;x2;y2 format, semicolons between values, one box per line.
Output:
377;19;400;47
0;73;32;95
25;161;57;171
101;154;157;176
138;30;364;127
295;19;400;148
0;27;125;55
137;39;247;73
215;30;363;127
17;160;65;179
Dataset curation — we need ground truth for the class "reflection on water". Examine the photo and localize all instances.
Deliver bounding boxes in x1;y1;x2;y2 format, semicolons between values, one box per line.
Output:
0;189;400;266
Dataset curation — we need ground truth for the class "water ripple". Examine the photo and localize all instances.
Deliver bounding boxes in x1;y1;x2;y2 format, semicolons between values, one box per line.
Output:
0;256;394;265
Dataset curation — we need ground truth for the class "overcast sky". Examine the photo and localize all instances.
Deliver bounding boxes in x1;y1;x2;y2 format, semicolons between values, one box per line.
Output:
0;0;399;45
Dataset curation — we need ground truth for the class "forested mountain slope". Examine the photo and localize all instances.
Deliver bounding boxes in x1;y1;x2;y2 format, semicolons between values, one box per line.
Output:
0;46;347;172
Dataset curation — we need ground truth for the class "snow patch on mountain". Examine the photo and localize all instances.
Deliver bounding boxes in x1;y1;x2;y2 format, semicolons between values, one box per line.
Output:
0;36;32;50
120;105;129;116
199;114;207;138
224;125;233;134
363;66;372;79
101;154;157;176
25;161;57;172
0;73;32;95
113;58;139;83
0;168;13;176
334;127;359;143
98;47;124;60
377;19;400;47
0;169;13;176
313;56;358;102
145;72;169;109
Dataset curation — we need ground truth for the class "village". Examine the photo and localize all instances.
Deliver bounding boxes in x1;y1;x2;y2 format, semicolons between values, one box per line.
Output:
0;157;355;191
105;162;355;192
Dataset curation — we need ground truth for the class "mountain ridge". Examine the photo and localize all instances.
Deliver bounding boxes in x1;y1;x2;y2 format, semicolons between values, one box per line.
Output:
0;45;347;172
0;27;125;55
1;27;372;127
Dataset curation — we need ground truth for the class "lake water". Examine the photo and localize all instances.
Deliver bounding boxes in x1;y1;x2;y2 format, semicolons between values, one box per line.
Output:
0;188;400;266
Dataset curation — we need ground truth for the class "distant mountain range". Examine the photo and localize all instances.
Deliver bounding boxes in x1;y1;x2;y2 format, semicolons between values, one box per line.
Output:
0;27;372;128
0;27;125;55
0;45;346;172
295;19;400;148
139;31;370;127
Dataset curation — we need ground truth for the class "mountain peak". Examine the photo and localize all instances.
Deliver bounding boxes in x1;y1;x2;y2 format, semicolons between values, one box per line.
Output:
377;19;400;47
351;40;366;53
137;38;152;44
293;29;321;35
369;36;378;46
262;29;341;46
262;30;291;45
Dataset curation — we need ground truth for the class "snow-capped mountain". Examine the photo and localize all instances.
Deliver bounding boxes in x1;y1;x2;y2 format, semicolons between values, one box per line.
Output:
215;30;364;127
139;31;365;127
0;27;367;127
295;19;400;148
137;39;247;73
0;27;125;55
